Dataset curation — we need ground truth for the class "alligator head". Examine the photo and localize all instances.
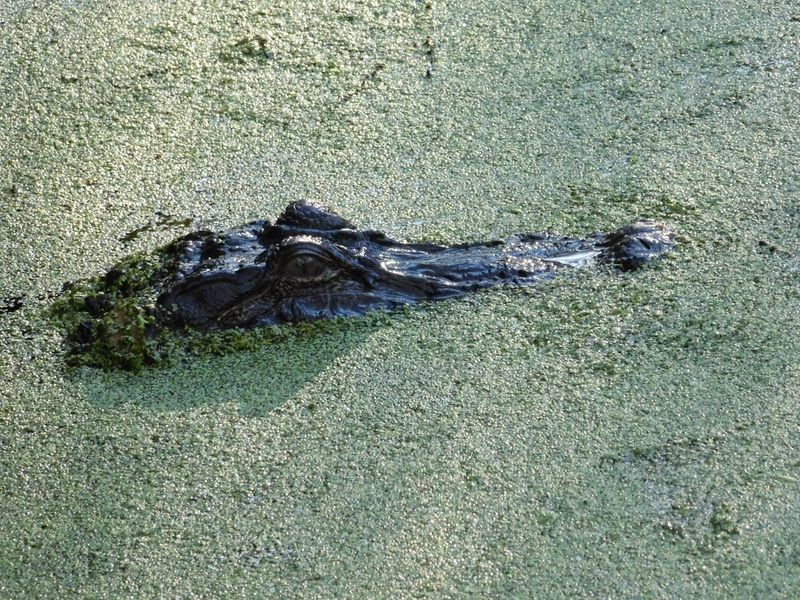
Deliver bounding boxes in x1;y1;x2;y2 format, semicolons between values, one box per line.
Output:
158;201;675;330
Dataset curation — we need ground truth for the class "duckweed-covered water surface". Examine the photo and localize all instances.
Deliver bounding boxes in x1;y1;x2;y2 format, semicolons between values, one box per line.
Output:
1;0;799;597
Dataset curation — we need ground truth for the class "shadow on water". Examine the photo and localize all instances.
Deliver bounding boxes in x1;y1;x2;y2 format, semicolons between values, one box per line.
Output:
77;318;384;417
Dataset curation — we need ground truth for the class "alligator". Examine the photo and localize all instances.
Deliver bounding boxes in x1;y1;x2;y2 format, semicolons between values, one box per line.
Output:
159;200;675;330
53;200;675;369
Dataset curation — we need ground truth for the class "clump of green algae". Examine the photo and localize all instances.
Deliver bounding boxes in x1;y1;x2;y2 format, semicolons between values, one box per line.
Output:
50;246;177;371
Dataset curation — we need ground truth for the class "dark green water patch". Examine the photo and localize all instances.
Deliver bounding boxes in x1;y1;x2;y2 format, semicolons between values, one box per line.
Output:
119;211;194;245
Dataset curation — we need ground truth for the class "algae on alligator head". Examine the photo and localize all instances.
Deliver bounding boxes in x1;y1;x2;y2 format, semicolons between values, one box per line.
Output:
50;247;176;371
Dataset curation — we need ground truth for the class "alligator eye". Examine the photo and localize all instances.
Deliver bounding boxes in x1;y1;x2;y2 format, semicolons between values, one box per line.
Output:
283;254;334;281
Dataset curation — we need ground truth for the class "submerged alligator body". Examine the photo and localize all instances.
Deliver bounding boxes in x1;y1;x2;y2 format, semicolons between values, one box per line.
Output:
159;201;675;330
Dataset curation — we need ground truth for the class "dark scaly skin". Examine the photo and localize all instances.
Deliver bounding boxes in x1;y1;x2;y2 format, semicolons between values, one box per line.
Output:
158;201;676;330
